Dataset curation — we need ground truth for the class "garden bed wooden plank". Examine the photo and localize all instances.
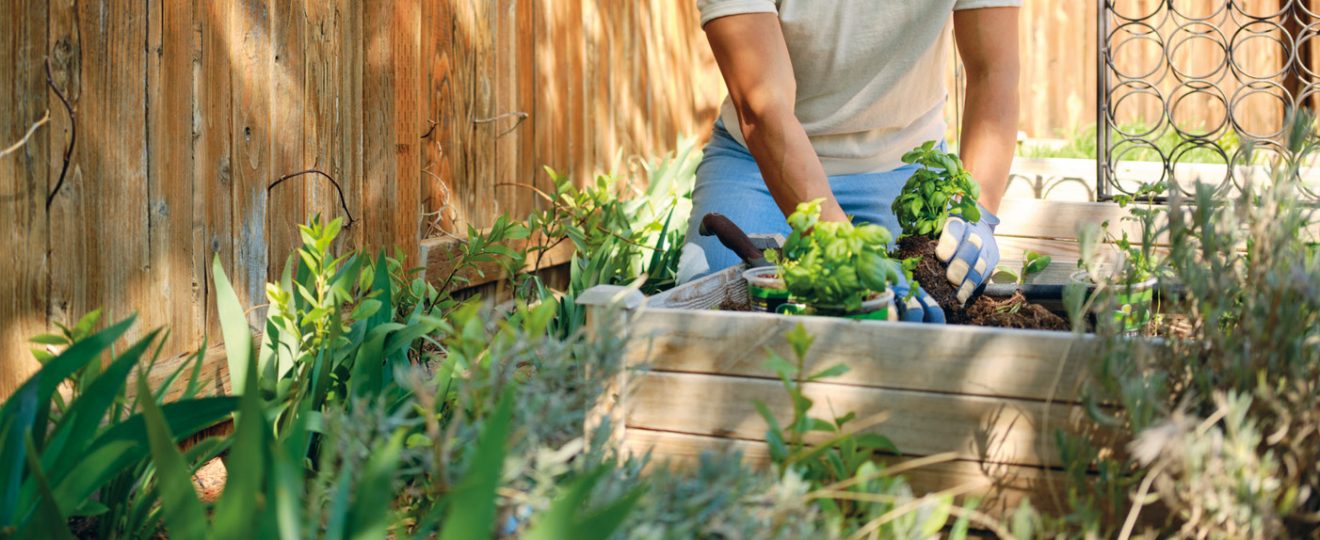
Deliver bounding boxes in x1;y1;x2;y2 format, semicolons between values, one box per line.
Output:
421;233;574;291
126;344;232;403
623;428;1073;517
993;198;1152;242
625;371;1089;469
627;308;1090;401
994;197;1320;247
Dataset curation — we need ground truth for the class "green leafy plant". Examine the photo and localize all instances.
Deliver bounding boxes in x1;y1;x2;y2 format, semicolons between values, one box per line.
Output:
991;250;1053;286
892;141;981;238
989;251;1054;316
755;324;897;485
518;139;698;336
1108;181;1168;285
1051;112;1320;537
776;199;901;311
752;324;987;537
0;313;237;539
256;217;452;439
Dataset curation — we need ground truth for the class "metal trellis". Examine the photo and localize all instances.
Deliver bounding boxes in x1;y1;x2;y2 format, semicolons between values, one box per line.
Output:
1098;0;1320;202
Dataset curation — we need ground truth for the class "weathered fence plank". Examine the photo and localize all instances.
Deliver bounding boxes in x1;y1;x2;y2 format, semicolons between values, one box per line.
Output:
0;0;49;401
269;0;308;281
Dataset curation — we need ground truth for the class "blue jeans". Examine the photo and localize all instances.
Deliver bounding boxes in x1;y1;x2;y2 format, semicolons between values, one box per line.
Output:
677;121;923;284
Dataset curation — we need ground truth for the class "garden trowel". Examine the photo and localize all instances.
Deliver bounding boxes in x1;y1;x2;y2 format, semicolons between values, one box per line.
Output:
698;213;779;268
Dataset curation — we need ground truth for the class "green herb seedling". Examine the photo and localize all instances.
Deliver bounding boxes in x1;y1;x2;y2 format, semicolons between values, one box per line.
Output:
991;250;1053;286
990;251;1052;315
754;324;897;500
891;141;981;239
778;199;901;312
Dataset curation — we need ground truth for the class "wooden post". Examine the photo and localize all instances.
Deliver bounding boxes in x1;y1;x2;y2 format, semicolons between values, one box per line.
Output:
576;285;644;451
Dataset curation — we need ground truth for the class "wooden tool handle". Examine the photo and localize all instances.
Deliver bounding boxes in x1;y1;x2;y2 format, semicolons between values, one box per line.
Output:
699;213;770;267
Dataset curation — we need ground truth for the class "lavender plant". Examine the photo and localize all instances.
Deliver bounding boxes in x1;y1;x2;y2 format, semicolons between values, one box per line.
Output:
1053;113;1320;538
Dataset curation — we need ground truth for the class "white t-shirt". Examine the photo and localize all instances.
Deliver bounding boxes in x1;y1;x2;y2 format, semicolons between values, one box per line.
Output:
698;0;1021;175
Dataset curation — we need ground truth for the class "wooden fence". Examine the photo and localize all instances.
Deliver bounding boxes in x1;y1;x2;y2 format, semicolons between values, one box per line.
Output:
0;0;723;398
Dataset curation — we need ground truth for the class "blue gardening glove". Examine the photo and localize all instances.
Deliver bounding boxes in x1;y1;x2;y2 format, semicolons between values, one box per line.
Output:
890;278;946;324
935;204;1000;305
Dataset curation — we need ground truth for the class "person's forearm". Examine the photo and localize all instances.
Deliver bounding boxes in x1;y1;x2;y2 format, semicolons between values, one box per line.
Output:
739;108;847;222
958;68;1018;215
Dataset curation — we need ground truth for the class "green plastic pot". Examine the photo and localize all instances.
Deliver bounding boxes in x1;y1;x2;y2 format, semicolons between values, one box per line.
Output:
743;267;790;313
799;289;895;321
1071;270;1157;333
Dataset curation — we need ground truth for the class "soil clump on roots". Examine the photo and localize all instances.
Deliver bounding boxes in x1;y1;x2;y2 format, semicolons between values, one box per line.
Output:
894;236;1068;330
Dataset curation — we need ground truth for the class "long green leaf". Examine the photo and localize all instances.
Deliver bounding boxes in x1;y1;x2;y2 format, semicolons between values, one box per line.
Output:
5;317;134;444
576;488;645;540
213;255;254;395
17;436;75;540
212;346;266;540
349;323;402;398
368;251;393;328
323;456;356;540
137;375;207;540
0;317;134;527
439;392;515;540
181;336;211;400
42;330;160;478
523;469;601;540
154;338;204;403
270;411;310;540
346;430;404;540
49;397;237;507
644;205;676;278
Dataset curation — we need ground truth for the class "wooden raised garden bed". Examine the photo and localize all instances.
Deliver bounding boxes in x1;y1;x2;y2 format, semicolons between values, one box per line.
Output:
579;198;1151;518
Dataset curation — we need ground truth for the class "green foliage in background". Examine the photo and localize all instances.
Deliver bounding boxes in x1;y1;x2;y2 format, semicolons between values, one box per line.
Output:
520;138;699;337
1017;122;1243;165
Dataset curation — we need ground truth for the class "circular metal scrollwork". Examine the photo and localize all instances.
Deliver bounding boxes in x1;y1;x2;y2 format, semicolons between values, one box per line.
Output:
1101;0;1320;203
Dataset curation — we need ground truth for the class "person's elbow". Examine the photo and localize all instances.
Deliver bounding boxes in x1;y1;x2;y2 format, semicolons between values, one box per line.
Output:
732;86;796;142
964;56;1019;93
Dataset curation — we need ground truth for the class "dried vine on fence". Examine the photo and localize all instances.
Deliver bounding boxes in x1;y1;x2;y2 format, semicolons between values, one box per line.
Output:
268;169;357;228
46;57;76;210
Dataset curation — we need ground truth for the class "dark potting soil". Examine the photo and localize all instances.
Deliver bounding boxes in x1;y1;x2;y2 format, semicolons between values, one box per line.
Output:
894;236;1069;330
966;291;1070;331
894;236;973;323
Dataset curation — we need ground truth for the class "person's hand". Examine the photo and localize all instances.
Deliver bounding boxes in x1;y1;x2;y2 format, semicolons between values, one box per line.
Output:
890;279;945;324
935;204;1000;305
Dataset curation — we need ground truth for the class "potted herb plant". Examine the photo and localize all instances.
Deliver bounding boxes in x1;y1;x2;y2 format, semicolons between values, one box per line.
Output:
1070;234;1161;333
1070;183;1166;333
772;199;901;320
889;141;982;320
743;265;791;313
